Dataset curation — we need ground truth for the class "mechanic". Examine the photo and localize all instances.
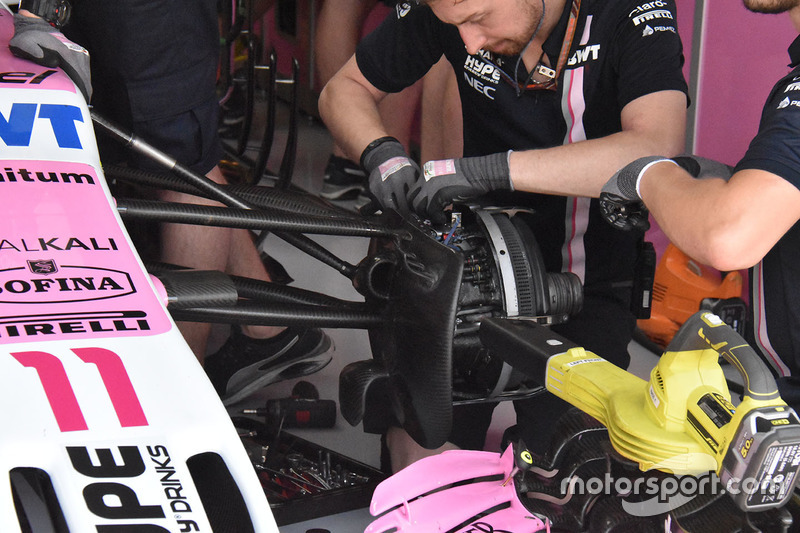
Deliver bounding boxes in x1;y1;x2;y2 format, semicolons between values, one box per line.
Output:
318;0;688;470
315;0;462;203
600;0;800;410
9;0;331;405
315;0;422;202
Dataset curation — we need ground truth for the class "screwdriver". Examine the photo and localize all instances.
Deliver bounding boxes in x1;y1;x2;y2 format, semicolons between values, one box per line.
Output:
243;397;337;429
242;380;337;429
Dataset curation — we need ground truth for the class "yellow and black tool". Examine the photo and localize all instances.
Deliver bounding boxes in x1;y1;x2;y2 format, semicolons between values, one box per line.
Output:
480;311;800;511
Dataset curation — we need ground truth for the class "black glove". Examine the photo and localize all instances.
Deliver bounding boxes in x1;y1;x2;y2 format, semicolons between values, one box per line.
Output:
9;13;92;102
600;154;734;232
599;156;676;232
361;137;420;217
410;152;513;224
672;154;734;181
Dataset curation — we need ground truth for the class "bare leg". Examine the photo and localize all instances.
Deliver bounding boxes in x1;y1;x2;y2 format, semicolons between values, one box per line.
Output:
378;82;423;153
386;426;460;472
315;0;377;161
420;57;463;162
315;0;421;156
158;165;284;363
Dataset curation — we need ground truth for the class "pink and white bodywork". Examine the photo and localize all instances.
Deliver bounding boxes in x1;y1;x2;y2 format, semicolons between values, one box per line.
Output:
0;9;277;532
366;445;549;533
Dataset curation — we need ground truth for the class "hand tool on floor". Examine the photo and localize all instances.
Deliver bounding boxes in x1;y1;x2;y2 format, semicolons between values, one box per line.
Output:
242;381;337;429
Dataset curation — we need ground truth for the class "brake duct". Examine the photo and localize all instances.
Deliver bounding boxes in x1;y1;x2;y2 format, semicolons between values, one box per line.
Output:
340;206;583;448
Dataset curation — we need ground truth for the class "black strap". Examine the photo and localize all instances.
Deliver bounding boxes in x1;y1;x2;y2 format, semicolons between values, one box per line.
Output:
359;136;400;169
18;0;71;28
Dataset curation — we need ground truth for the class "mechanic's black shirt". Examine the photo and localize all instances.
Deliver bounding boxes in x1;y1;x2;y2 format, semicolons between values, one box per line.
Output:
357;0;688;291
736;35;800;379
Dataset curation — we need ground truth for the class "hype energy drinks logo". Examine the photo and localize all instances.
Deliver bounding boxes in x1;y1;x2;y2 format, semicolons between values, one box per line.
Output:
560;453;794;516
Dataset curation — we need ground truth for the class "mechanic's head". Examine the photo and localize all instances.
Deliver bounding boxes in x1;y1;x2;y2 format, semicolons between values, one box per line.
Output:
743;0;800;13
424;0;549;56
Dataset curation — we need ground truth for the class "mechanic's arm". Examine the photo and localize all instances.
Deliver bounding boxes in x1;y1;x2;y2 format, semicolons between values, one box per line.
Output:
509;90;687;197
411;89;687;223
318;55;390;159
319;56;422;216
638;164;800;271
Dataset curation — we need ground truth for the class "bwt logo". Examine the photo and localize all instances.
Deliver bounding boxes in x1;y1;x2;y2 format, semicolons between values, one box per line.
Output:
0;103;84;149
568;44;601;66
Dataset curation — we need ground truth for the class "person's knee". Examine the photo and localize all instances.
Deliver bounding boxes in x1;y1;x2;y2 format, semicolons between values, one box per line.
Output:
385;426;459;472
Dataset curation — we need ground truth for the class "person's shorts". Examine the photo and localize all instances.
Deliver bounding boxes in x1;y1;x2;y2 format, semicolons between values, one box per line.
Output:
128;97;223;176
66;0;221;174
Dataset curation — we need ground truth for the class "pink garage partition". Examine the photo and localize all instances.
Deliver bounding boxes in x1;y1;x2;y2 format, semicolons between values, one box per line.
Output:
688;0;797;165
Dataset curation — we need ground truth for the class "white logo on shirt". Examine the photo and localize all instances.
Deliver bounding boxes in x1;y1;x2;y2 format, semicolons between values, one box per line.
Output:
629;0;668;17
631;9;673;26
777;97;800;109
567;44;601;66
396;2;412;18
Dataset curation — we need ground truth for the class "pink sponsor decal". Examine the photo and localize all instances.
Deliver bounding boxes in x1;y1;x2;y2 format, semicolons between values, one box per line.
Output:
0;161;171;343
378;156;412;180
423;159;456;181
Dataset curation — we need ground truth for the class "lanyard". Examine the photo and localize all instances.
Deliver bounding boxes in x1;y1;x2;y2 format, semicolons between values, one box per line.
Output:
506;0;581;95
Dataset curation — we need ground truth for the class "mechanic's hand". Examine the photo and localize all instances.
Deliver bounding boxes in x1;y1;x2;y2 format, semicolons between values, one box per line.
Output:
361;137;420;217
9;13;92;102
600;156;676;232
411;152;513;224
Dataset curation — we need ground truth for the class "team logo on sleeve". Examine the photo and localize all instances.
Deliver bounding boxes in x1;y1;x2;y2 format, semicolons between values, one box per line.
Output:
784;81;800;93
396;2;412;17
641;24;676;37
777;97;800;110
